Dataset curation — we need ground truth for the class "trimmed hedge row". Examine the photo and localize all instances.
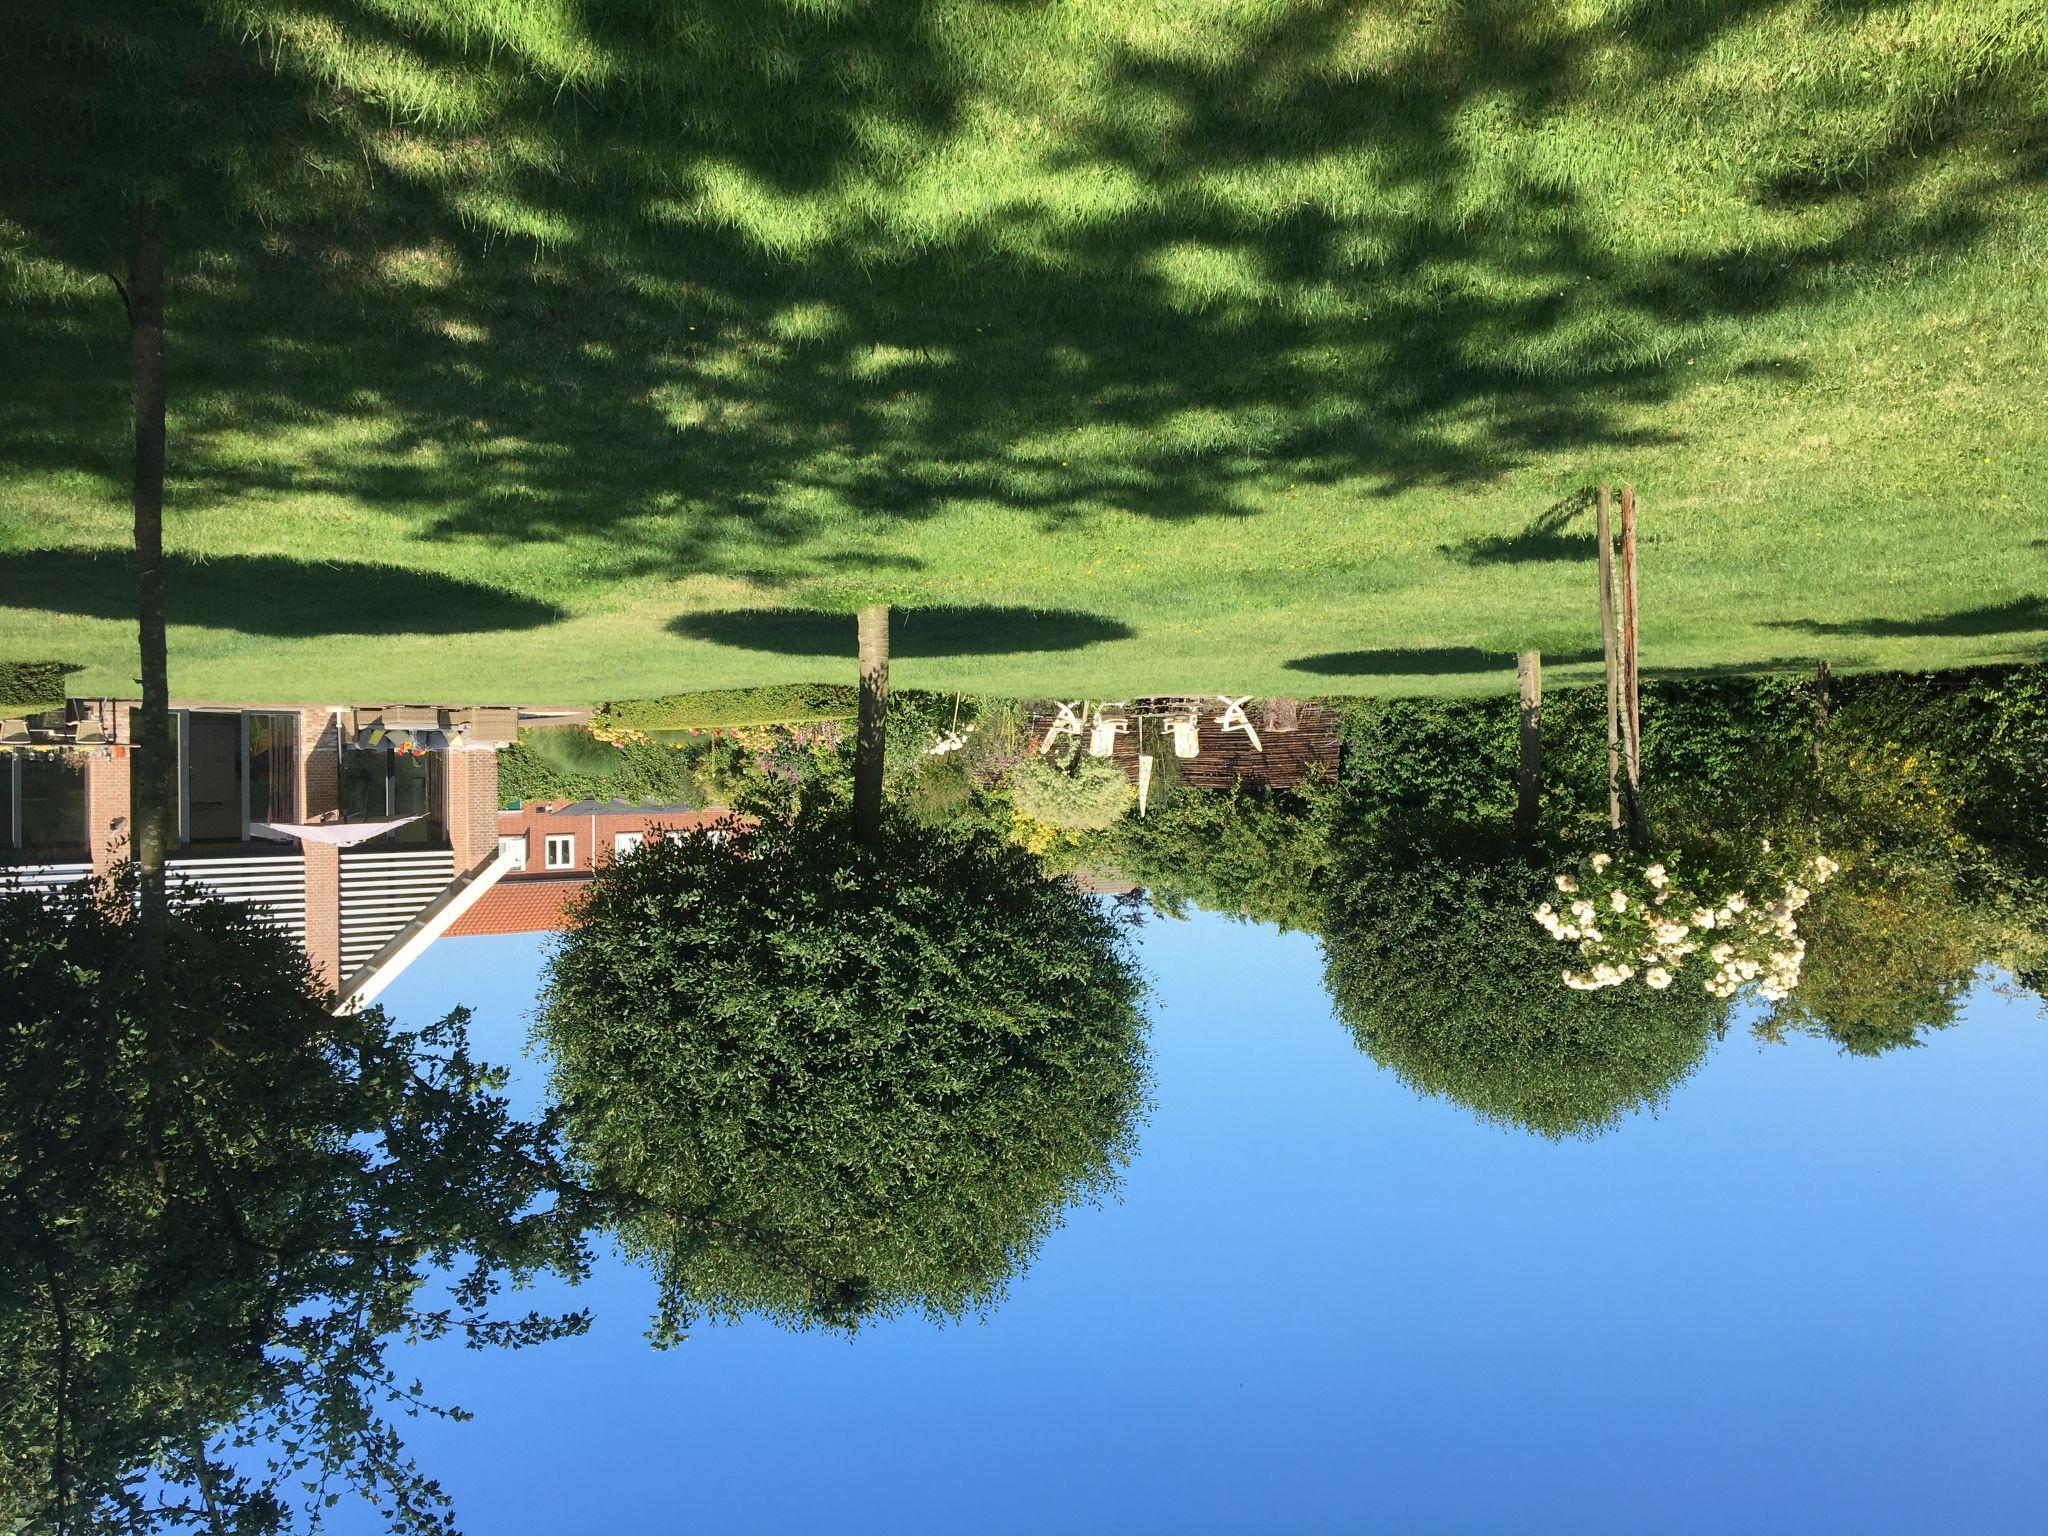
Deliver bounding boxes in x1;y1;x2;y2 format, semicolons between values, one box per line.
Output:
0;661;67;712
599;685;856;732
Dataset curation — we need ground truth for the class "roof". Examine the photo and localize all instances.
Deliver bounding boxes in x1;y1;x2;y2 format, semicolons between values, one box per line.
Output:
444;874;592;937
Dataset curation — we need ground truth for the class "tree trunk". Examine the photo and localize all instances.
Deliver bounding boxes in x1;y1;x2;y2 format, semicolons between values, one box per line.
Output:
128;217;171;973
1515;650;1542;835
853;605;889;843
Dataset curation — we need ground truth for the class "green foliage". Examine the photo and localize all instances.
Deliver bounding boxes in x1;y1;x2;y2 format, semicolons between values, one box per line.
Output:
1008;751;1133;832
1765;872;1982;1055
538;811;1149;1335
498;727;703;808
1109;785;1336;935
0;876;591;1535
0;660;65;712
1322;844;1725;1139
598;685;856;732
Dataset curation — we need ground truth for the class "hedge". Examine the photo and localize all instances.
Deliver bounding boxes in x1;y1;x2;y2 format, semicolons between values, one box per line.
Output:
0;661;67;712
598;685;857;732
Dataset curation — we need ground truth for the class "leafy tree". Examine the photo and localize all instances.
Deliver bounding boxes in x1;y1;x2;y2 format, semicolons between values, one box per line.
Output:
1759;873;1982;1054
1108;784;1337;935
539;812;1148;1334
1321;840;1725;1138
540;613;1148;1333
1;879;592;1536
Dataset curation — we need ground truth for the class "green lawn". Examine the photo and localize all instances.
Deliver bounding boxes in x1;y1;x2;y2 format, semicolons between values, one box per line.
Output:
1;2;2043;703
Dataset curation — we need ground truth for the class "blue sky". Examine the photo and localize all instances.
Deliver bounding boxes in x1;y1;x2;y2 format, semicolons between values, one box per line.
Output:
357;912;2048;1534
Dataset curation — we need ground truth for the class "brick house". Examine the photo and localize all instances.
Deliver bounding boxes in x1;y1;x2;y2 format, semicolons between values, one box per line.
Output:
448;803;733;938
1;699;520;1002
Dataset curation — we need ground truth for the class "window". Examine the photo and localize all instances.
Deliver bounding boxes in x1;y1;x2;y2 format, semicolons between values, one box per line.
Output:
613;831;643;857
498;834;527;870
544;835;575;870
340;746;444;845
5;756;87;852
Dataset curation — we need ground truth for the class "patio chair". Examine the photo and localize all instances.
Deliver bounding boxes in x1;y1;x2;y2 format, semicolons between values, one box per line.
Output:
1216;696;1263;753
1168;713;1200;758
1040;700;1086;754
1089;714;1129;757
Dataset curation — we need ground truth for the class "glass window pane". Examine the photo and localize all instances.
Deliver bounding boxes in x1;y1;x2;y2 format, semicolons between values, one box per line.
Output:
18;757;86;851
339;749;387;821
247;713;297;825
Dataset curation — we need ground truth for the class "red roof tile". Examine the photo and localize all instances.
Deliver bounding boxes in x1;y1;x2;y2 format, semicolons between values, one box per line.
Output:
446;874;592;937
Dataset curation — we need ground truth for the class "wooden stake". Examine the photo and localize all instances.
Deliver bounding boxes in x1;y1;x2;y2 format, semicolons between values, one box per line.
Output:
854;605;889;843
1516;649;1542;834
1596;486;1620;830
1618;485;1649;847
1811;659;1832;774
1621;484;1642;782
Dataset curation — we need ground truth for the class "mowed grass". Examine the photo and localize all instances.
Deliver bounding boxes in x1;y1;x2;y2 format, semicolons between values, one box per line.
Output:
0;1;2043;703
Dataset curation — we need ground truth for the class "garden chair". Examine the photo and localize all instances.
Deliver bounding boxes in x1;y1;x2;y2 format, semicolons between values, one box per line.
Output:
1089;713;1129;757
1216;696;1263;752
1168;712;1200;758
1040;701;1085;754
0;719;30;746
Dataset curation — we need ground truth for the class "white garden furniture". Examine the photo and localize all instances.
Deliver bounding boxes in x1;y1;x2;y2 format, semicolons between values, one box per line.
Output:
1216;696;1263;752
1040;700;1086;753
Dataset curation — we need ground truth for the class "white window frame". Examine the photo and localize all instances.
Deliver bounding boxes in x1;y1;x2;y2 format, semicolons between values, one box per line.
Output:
543;834;575;870
497;834;527;870
613;831;643;857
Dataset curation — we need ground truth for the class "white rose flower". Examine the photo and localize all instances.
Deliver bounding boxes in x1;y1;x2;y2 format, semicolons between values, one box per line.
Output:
1610;889;1628;912
1645;967;1672;990
1556;873;1579;893
1591;852;1613;873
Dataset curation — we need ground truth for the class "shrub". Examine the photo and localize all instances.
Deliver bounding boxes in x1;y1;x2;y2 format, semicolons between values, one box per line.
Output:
1009;752;1133;832
0;660;66;712
497;728;702;807
598;685;856;732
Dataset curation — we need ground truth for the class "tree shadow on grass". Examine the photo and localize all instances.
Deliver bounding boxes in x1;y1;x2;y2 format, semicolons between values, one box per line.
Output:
1442;489;1599;565
668;607;1134;658
1771;597;2048;640
0;0;2036;591
1286;645;1603;677
0;550;565;636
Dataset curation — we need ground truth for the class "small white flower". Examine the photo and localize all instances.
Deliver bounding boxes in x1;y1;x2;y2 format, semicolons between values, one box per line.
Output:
1556;873;1579;893
1591;852;1613;873
1610;889;1629;912
1645;967;1672;990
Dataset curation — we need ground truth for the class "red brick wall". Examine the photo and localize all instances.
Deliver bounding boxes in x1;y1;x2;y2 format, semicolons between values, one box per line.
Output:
86;751;133;873
494;804;729;873
301;839;341;992
298;708;340;819
445;751;504;875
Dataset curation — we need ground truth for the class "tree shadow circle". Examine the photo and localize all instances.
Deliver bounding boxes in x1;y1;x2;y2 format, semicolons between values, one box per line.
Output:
667;606;1134;657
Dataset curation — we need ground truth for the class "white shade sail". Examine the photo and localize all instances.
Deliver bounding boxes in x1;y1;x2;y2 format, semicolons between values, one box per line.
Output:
251;816;422;848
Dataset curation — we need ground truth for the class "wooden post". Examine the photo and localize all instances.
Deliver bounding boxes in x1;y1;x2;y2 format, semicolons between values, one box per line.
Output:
1621;484;1642;774
1617;485;1649;847
853;605;889;843
1516;650;1542;834
1596;486;1620;830
1811;659;1831;773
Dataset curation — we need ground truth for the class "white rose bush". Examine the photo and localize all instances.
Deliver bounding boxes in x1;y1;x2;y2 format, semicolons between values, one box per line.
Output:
1533;847;1840;1002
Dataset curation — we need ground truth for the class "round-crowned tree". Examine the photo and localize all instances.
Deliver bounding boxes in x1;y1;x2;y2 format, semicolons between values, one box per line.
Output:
1321;845;1725;1138
538;808;1151;1335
